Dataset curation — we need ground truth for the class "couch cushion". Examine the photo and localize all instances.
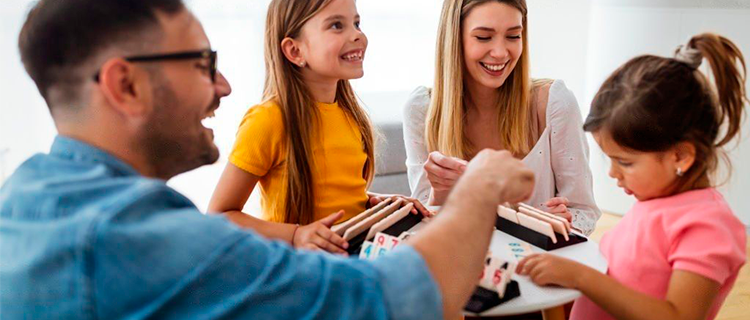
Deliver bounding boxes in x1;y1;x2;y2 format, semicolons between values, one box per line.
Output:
374;121;408;176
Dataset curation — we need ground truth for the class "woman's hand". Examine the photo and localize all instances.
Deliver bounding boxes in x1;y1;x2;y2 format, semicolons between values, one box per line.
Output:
545;197;572;222
424;151;468;193
368;194;434;217
294;211;349;255
517;253;586;288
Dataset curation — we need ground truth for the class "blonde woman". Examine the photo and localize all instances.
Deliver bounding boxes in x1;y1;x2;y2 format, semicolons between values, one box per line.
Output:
209;0;428;254
403;0;600;235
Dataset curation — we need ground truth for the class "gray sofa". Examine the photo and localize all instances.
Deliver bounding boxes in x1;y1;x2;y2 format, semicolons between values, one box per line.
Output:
370;120;411;196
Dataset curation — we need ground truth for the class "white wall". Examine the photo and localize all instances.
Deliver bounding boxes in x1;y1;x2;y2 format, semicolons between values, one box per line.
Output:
0;1;57;183
1;0;748;227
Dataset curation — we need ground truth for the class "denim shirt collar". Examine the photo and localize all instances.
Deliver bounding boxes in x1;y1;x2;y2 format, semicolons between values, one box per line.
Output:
50;135;141;177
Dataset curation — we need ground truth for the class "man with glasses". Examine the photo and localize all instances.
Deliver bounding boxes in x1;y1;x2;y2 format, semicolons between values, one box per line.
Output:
0;0;534;319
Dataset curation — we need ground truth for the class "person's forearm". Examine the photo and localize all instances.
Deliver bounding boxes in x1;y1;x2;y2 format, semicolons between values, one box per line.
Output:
576;267;688;320
427;188;449;206
410;181;499;318
223;211;296;244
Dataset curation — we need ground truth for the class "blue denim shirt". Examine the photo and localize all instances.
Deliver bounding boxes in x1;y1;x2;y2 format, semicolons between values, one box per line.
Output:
0;136;442;320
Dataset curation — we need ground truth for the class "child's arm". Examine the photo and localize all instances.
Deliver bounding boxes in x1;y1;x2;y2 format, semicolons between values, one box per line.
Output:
518;254;721;320
210;163;349;254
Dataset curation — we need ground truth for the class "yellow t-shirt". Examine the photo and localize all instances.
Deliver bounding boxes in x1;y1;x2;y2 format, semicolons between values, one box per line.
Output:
229;100;369;224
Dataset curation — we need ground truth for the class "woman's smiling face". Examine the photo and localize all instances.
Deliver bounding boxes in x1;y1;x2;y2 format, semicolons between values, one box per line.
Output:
461;2;523;91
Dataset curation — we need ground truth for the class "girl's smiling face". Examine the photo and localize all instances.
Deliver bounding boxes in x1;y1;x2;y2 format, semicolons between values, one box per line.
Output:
296;0;367;81
593;130;696;201
461;2;523;91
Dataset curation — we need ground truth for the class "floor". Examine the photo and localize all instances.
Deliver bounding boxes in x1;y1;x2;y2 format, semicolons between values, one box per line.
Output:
590;213;750;320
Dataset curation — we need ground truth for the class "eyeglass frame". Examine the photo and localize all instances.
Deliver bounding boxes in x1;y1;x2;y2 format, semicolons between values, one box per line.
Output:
93;49;218;83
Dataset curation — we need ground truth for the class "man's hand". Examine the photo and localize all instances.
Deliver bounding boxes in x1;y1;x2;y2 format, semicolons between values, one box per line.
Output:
461;149;535;205
408;149;535;318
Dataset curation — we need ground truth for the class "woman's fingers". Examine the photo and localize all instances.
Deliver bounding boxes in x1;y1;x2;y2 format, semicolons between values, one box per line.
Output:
424;153;466;193
547;204;572;222
425;172;452;188
544;198;573;222
425;160;463;181
547;203;567;214
559;210;573;222
428;151;467;172
545;197;569;207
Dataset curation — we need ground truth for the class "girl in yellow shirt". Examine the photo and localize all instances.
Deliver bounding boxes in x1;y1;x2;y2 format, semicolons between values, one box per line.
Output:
209;0;428;254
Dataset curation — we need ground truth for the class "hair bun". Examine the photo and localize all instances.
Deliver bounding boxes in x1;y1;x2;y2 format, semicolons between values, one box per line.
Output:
674;44;703;69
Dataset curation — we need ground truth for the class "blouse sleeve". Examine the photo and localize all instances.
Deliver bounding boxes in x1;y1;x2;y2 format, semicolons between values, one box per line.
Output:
547;81;601;235
402;87;433;204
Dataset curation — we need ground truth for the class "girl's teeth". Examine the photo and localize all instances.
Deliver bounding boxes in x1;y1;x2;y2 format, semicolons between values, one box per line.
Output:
482;62;506;71
343;52;363;61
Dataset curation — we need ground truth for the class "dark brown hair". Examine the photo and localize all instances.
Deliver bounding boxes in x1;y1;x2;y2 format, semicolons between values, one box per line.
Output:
19;0;184;108
584;33;747;191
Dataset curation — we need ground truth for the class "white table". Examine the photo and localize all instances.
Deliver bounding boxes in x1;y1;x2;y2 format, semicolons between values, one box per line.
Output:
478;230;607;318
412;219;607;319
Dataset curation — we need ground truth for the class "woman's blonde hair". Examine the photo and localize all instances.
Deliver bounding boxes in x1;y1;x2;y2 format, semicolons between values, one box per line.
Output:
264;0;376;225
426;0;531;159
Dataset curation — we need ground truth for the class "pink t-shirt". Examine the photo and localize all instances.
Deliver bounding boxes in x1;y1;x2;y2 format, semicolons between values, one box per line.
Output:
571;188;746;320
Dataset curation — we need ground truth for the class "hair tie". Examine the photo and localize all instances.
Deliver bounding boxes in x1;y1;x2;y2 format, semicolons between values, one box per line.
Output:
674;44;702;69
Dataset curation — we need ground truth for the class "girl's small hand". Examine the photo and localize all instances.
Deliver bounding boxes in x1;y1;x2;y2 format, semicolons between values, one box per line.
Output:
424;151;468;192
369;194;434;217
545;197;572;222
294;211;349;255
517;253;583;288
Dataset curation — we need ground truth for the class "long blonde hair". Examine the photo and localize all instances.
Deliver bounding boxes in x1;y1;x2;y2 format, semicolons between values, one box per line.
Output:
263;0;376;225
426;0;531;159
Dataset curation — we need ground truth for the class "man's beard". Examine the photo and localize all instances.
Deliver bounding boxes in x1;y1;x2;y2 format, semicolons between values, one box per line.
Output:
137;81;220;180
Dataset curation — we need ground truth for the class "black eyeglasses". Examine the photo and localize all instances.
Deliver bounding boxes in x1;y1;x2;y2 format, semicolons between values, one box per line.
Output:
94;49;218;83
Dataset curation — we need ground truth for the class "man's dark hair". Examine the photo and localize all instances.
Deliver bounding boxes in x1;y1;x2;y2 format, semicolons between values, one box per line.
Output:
19;0;184;108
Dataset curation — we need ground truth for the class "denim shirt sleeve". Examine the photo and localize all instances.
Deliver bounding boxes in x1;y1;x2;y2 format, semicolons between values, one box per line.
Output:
90;187;442;320
369;246;444;320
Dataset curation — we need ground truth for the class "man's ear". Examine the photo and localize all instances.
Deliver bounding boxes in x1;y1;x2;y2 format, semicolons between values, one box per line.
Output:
673;141;697;173
281;37;306;67
97;58;152;117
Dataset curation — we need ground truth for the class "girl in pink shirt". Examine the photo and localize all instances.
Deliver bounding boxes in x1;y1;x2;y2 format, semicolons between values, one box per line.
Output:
517;32;747;320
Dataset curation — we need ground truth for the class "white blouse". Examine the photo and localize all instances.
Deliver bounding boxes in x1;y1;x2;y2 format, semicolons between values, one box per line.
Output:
402;80;601;235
